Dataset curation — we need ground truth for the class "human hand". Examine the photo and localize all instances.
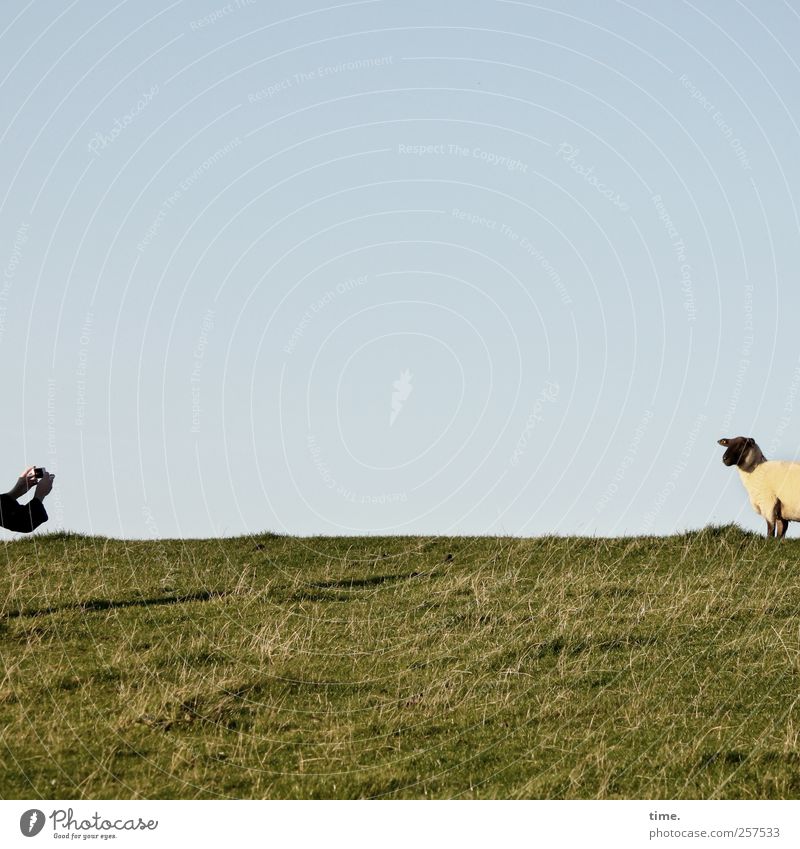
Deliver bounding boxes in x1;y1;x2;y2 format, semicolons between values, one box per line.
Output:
8;466;38;499
34;470;55;501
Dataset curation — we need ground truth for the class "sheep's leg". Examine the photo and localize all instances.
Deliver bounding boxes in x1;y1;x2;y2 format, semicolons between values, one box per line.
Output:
766;519;776;538
774;500;788;539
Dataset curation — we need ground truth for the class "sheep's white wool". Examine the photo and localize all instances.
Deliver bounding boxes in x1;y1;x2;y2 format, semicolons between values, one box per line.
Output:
738;461;800;520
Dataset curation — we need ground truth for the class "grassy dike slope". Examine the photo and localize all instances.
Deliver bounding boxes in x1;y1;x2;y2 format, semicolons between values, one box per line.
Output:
1;526;798;799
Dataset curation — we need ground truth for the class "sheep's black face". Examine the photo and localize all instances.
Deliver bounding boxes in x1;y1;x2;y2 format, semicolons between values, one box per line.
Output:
718;436;753;466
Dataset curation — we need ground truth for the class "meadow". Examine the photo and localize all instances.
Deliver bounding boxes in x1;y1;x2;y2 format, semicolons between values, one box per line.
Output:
1;525;798;799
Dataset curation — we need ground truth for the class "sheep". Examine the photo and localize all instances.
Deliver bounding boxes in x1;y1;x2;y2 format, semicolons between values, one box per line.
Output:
718;436;800;537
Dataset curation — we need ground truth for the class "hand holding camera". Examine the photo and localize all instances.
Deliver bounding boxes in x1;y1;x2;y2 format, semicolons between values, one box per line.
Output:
1;465;55;533
33;466;55;500
11;465;55;499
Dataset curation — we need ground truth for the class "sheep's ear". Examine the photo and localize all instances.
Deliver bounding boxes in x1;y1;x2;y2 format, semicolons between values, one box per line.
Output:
745;437;755;447
718;438;729;446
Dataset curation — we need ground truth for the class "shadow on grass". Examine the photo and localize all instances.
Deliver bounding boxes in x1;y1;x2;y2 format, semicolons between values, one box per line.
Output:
309;571;428;590
1;589;228;620
288;570;433;602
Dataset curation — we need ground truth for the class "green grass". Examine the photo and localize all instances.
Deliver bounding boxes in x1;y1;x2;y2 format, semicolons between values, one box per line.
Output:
1;524;799;799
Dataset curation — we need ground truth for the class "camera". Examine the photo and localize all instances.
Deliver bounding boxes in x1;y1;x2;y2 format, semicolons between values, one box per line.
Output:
33;467;45;480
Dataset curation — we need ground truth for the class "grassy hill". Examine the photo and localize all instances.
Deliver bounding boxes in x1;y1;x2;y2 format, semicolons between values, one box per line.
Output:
1;525;798;799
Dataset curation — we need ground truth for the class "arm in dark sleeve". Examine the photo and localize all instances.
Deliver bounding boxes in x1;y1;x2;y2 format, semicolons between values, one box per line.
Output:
0;494;48;533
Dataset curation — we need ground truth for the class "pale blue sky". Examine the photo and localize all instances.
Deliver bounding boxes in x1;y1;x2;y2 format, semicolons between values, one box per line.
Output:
2;0;800;538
